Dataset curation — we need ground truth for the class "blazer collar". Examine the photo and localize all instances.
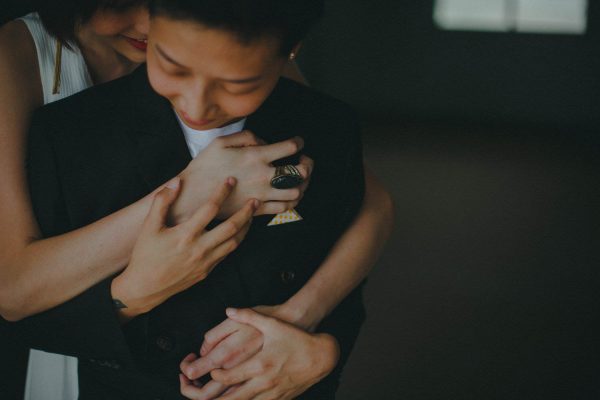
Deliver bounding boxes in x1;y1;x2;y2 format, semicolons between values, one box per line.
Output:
127;66;192;191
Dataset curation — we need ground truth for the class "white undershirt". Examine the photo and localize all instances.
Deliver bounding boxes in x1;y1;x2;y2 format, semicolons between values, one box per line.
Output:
175;113;247;158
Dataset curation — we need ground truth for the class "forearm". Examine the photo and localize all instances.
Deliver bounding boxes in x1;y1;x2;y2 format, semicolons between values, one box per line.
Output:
0;192;154;321
280;167;394;331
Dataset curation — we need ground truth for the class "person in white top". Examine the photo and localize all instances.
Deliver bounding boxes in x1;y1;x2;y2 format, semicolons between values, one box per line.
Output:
0;1;394;399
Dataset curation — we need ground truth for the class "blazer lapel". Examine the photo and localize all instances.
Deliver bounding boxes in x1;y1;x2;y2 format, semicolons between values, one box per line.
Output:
126;66;192;191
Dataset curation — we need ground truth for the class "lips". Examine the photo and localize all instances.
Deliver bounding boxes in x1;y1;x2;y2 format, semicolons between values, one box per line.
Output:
124;36;147;51
180;111;216;129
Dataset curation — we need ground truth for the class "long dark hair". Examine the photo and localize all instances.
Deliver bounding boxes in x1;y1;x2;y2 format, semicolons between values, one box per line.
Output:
36;0;147;46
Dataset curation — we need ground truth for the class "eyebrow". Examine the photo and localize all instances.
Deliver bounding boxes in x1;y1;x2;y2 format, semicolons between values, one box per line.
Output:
155;44;263;84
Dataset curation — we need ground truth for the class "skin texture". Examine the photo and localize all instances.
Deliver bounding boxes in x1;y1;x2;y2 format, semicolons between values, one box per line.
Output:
0;6;394;399
113;178;258;323
0;9;310;321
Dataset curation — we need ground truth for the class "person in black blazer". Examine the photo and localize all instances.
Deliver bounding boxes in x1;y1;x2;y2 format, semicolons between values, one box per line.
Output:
16;1;366;398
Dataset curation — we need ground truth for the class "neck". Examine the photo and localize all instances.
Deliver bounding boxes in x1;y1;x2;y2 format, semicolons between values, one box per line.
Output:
75;27;140;84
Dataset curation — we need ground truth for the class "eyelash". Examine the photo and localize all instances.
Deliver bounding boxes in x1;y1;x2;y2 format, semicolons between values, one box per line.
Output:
160;62;258;94
223;85;258;95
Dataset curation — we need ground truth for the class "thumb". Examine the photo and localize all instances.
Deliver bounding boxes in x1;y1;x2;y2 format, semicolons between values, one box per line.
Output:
219;130;262;147
145;177;181;231
225;307;275;333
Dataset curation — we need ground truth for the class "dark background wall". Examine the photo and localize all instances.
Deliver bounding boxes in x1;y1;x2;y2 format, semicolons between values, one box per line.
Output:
299;1;599;130
2;1;599;399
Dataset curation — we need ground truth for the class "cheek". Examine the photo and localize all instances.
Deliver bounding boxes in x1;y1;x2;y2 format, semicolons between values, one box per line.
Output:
88;12;129;35
147;66;181;101
217;84;277;118
219;95;264;118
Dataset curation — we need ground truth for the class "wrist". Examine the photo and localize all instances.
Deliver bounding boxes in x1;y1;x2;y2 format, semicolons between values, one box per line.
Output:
275;299;325;332
111;274;153;322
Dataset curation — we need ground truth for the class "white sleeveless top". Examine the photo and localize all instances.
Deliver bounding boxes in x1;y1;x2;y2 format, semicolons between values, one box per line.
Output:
19;12;91;400
20;12;93;104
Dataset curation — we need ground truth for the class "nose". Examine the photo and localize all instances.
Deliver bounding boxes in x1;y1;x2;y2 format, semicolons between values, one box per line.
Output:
183;80;218;121
134;8;150;36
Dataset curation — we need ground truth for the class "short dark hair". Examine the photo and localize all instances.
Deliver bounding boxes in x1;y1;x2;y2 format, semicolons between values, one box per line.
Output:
148;0;324;56
37;0;147;46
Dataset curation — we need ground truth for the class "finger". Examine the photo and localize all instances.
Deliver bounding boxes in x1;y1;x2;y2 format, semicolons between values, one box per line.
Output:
180;375;229;400
202;199;257;249
256;137;304;162
221;384;242;396
225;308;278;334
201;319;239;356
181;353;200;375
210;328;263;370
256;201;297;216
262;186;303;202
296;155;314;180
200;219;252;270
183;178;236;235
144;177;181;232
216;130;261;148
214;379;263;400
211;358;264;387
182;351;218;380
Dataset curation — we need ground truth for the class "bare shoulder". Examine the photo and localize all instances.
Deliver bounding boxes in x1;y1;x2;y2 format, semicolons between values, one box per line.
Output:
0;19;42;106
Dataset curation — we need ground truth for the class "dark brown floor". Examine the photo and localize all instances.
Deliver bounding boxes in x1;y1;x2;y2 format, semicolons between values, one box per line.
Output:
337;123;600;399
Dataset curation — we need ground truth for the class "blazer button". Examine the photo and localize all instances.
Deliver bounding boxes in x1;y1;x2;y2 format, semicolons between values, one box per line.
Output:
155;335;174;352
280;270;296;284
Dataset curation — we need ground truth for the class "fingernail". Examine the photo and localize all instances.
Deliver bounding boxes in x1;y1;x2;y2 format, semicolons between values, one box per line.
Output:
226;307;237;317
166;177;180;189
252;199;260;210
227;177;237;186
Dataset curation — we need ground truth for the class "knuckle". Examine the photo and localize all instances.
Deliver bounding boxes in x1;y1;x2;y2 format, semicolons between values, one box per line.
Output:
274;204;287;214
204;201;220;217
203;332;214;346
287;141;300;154
197;271;209;281
289;188;301;200
210;368;225;382
296;165;307;177
244;130;257;140
222;220;239;236
183;364;197;378
263;377;277;390
193;246;208;261
226;240;239;253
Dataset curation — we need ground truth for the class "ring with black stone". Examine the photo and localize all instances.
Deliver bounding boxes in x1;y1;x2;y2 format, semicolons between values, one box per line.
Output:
270;165;304;189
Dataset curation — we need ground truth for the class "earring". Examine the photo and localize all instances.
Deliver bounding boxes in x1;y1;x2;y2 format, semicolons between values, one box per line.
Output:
289;52;296;61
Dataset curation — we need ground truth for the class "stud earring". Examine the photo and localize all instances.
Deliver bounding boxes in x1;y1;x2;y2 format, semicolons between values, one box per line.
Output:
289;52;296;61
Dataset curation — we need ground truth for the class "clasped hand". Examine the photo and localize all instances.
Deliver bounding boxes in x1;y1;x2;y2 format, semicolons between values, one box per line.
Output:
179;307;340;400
172;130;313;221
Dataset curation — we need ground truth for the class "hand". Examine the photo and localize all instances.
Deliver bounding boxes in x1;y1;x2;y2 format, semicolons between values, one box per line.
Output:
179;308;340;400
171;130;314;222
111;178;257;321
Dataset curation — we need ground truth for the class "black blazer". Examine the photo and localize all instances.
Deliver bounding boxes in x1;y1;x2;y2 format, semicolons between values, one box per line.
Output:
16;66;366;399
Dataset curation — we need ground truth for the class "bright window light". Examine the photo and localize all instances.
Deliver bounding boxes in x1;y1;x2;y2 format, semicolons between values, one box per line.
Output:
434;0;588;34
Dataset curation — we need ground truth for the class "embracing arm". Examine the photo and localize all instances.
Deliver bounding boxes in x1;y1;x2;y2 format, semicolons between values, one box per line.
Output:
0;21;154;321
276;166;394;331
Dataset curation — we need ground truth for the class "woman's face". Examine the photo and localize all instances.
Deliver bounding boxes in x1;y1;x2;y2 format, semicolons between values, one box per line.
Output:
85;5;150;64
146;16;288;131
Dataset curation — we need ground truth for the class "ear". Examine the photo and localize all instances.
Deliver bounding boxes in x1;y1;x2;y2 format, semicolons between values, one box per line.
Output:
289;42;304;61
